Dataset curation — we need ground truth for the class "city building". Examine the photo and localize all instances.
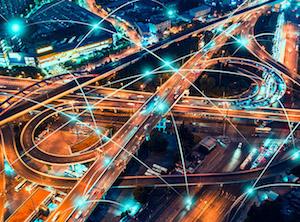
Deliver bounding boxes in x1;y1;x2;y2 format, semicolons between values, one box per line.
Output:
189;5;211;20
149;16;172;34
0;39;36;67
23;0;116;68
0;0;35;20
136;22;158;46
197;136;217;152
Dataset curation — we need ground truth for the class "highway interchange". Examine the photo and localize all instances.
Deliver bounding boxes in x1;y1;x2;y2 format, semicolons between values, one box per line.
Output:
0;0;299;221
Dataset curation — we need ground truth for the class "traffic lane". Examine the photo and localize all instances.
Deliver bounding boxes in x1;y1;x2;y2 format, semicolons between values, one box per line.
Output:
1;126;76;188
47;113;154;222
6;187;52;222
115;154;298;188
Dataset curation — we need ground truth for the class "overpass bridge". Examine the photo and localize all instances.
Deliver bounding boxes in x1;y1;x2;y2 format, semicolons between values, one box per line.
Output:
114;157;297;188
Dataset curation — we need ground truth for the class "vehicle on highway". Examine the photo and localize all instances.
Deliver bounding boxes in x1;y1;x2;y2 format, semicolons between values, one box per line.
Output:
237;142;243;149
51;212;60;222
75;210;83;219
64;170;81;178
153;164;168;174
255;127;271;134
14;178;27;192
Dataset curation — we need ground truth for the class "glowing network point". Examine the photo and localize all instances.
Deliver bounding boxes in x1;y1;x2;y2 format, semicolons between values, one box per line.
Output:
237;37;250;47
95;128;102;135
246;187;255;195
167;9;175;17
75;196;88;209
70;115;78;122
173;68;179;73
123;199;141;216
86;105;94;111
164;60;171;67
4;161;14;176
7;19;25;36
163;59;177;71
156;101;169;114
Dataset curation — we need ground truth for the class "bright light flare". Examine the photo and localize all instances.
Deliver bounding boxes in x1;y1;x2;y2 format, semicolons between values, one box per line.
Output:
167;9;176;18
92;23;101;30
246;187;255;195
86;105;94;111
251;148;258;154
144;70;152;76
4;161;14;176
155;101;169;114
237;36;250;47
7;19;25;36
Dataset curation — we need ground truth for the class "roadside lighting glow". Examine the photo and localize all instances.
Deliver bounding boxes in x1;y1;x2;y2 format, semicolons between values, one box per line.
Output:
12;24;20;33
156;101;169;114
167;9;175;17
216;25;224;33
75;196;88;209
92;23;101;30
4;161;14;176
251;148;257;154
103;156;112;167
123;199;141;216
292;151;300;160
144;70;152;76
184;196;193;210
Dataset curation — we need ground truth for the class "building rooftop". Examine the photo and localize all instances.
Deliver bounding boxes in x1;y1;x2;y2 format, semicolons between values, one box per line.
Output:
22;0;116;54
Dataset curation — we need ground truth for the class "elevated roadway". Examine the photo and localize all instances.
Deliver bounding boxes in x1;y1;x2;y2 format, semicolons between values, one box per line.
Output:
114;157;298;188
